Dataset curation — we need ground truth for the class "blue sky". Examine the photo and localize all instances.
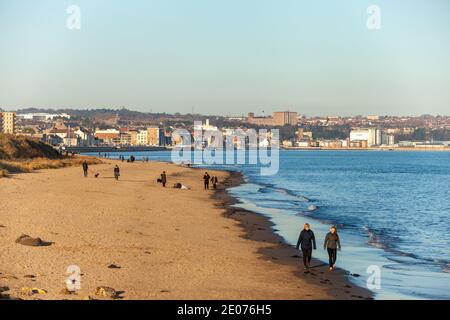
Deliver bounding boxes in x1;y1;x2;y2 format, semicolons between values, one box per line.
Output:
0;0;449;116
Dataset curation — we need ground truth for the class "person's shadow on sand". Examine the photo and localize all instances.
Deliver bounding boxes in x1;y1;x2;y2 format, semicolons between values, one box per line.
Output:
309;262;328;269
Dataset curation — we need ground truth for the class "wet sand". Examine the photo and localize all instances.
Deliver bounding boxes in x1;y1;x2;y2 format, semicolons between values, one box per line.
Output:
0;160;371;300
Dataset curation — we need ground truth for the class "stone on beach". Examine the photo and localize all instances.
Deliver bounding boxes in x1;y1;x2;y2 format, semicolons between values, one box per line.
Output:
95;286;118;299
15;234;53;247
0;286;9;293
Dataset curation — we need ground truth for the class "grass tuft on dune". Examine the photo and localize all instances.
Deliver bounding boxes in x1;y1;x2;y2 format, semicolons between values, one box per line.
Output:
0;134;101;176
0;134;61;160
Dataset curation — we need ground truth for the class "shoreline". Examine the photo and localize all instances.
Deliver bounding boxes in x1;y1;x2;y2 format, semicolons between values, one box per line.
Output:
213;171;373;300
1;160;372;300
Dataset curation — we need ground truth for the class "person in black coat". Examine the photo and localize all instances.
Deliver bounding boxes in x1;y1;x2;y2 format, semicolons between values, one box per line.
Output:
211;176;218;189
203;172;210;190
324;226;341;271
161;171;167;187
114;165;120;181
295;223;317;271
82;161;89;177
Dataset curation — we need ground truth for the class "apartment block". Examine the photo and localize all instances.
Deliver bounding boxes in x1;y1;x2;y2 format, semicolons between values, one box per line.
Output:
0;112;17;134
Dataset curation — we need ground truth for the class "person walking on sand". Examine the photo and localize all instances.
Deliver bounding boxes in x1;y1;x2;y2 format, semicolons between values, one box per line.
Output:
82;160;89;178
161;171;167;187
324;226;341;271
211;176;218;189
295;223;317;272
114;165;120;181
203;172;211;190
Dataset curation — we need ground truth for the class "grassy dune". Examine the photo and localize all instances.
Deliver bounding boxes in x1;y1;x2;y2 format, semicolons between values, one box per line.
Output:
0;134;101;177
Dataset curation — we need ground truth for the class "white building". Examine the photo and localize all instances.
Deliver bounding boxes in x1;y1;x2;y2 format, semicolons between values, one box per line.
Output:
350;128;381;146
75;129;95;147
136;130;148;145
194;119;218;132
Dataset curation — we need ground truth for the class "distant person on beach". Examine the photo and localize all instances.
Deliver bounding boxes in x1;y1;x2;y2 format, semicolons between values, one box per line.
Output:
114;165;120;181
211;176;218;189
203;172;211;190
295;223;317;272
161;171;167;187
324;226;341;271
82;161;89;178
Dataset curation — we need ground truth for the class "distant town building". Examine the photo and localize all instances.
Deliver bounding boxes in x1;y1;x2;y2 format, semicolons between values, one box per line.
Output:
273;111;298;126
147;127;163;146
42;134;64;146
414;142;446;149
194;119;218;131
17;113;71;121
64;136;79;147
381;133;395;146
319;139;344;148
350;127;381;147
349;140;369;148
130;127;164;146
401;127;415;135
297;128;313;140
296;139;311;148
247;111;298;126
0;112;17;134
95;129;120;145
74;128;96;147
136;130;149;145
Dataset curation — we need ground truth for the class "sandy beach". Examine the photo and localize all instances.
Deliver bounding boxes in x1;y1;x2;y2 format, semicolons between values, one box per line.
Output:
0;160;371;300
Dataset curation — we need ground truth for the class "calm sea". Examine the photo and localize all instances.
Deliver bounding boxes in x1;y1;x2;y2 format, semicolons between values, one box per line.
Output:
84;150;450;299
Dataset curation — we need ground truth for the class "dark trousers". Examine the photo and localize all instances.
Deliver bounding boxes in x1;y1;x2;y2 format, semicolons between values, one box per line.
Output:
83;170;88;177
327;248;337;267
204;182;209;190
301;248;312;267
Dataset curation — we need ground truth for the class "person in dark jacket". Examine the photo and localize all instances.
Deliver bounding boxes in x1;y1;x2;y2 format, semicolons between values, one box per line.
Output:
324;226;341;271
114;165;120;181
161;171;167;187
296;223;317;271
211;176;218;189
203;172;210;190
82;161;89;177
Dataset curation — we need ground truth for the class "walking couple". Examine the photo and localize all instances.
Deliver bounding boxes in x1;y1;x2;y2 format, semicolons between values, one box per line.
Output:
296;223;341;272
